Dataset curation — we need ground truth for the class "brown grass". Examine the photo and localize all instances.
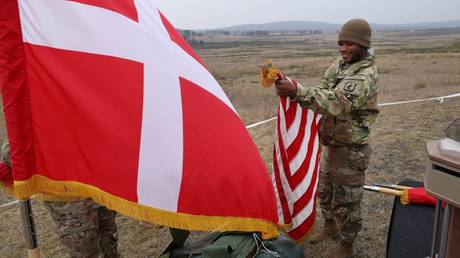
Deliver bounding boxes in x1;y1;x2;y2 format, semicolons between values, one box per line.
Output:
1;29;460;257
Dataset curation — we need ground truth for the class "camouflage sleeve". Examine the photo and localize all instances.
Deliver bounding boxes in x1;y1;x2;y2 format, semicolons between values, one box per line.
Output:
317;77;329;89
316;58;340;90
295;73;376;116
1;138;10;167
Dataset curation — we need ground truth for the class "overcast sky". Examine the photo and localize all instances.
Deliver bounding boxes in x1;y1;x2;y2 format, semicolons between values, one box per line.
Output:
156;0;460;30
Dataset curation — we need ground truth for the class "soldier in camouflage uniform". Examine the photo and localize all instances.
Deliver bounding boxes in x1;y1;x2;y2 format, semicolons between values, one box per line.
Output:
43;200;119;258
275;19;378;258
1;138;120;258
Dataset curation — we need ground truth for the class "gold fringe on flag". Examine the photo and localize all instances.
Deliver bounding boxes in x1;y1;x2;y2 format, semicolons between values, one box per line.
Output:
11;175;280;239
259;60;280;88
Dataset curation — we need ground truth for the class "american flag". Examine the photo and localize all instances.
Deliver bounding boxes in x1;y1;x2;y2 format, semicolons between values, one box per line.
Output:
272;78;322;241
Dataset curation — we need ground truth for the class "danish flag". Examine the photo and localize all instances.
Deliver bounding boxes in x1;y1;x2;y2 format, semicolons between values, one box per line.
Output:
0;0;278;235
272;79;322;241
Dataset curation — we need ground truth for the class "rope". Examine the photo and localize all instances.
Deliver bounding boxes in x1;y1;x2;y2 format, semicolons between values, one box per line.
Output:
252;233;281;258
245;92;460;129
0;200;19;208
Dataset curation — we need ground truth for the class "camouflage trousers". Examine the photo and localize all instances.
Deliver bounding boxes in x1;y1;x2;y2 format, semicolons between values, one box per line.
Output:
44;199;119;258
318;144;370;244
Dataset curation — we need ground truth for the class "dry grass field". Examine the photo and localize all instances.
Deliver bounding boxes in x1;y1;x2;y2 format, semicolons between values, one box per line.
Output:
1;29;460;257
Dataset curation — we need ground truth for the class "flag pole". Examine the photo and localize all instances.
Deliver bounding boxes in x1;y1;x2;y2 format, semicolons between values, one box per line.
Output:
374;184;413;190
19;199;40;258
363;185;404;196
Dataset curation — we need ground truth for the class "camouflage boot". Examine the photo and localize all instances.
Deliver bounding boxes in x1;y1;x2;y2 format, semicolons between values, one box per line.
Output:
309;220;338;244
323;240;354;258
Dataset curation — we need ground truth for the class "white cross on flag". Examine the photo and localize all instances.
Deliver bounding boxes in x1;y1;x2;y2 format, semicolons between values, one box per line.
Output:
0;0;278;235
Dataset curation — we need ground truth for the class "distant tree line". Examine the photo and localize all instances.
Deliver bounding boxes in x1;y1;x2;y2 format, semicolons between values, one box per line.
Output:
178;29;205;45
178;29;323;45
240;30;323;36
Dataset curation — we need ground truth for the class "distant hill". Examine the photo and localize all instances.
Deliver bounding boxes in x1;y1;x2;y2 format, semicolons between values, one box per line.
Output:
217;20;460;32
219;21;339;32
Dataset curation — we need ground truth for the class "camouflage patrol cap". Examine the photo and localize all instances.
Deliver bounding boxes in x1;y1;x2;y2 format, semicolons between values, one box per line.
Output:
338;18;372;48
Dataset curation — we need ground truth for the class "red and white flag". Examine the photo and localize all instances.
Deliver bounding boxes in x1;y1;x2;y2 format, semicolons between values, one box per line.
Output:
272;79;322;241
0;0;278;235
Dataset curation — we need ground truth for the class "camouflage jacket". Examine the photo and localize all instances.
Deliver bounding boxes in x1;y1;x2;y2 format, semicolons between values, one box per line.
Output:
1;138;10;166
295;55;379;146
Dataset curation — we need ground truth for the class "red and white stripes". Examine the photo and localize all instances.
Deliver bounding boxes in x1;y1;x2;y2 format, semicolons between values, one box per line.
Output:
272;79;322;241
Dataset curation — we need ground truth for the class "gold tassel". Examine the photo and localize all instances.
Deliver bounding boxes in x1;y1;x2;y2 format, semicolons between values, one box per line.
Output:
400;189;410;205
259;60;280;88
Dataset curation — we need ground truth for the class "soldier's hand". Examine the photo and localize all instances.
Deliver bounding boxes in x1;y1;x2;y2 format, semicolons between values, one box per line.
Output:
275;79;297;98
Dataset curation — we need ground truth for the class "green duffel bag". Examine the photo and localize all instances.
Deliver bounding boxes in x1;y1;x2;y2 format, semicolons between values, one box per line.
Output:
160;231;303;258
159;232;257;258
202;233;257;258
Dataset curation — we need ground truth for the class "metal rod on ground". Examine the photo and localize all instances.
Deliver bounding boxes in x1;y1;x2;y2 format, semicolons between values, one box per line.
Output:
363;185;404;196
374;184;414;190
19;199;40;258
